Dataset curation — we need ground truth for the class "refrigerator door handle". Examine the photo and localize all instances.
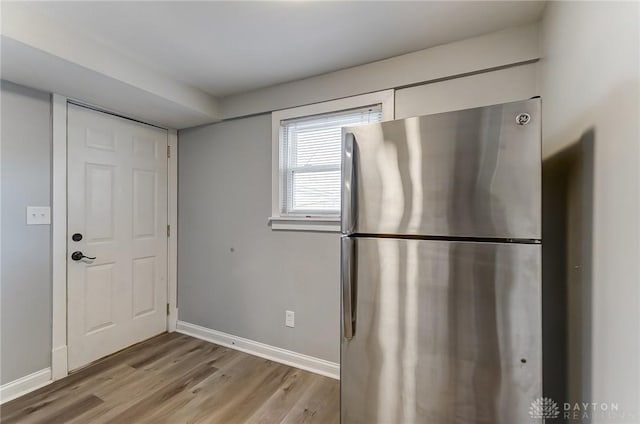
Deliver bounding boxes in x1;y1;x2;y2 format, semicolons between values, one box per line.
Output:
341;236;356;340
342;132;357;235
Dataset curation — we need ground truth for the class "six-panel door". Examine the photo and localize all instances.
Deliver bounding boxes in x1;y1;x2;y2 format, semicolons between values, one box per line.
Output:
67;104;168;370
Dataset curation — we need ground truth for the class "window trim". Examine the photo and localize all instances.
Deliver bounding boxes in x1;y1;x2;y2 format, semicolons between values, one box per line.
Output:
270;90;394;232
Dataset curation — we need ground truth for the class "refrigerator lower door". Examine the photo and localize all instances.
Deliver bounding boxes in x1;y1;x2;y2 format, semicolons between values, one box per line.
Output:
341;237;541;424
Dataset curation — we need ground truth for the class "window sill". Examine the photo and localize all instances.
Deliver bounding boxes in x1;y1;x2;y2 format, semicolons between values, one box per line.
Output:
268;216;341;233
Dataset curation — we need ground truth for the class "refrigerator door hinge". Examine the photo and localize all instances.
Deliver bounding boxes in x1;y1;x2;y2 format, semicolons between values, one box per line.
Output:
167;225;171;237
167;145;171;158
167;303;170;316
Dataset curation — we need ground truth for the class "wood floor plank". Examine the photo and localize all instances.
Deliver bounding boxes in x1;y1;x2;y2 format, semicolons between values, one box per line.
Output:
245;367;315;424
102;361;218;424
181;356;283;424
1;365;135;424
151;352;253;424
32;395;103;424
68;338;214;423
200;362;295;423
0;333;339;424
280;376;340;424
1;332;186;420
135;349;249;424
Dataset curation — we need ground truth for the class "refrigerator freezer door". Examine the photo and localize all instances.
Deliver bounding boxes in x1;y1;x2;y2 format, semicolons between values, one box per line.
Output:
342;98;541;239
341;237;541;424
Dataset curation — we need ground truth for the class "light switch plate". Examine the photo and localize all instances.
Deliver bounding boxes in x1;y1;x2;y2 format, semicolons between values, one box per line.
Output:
26;206;51;225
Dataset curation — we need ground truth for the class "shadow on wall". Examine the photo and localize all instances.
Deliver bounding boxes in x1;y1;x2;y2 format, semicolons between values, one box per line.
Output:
542;129;595;422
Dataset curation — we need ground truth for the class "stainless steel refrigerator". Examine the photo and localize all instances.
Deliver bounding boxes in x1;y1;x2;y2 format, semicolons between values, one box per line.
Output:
340;98;541;424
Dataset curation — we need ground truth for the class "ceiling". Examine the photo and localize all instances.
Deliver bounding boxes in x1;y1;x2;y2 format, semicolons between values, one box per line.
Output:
22;1;545;97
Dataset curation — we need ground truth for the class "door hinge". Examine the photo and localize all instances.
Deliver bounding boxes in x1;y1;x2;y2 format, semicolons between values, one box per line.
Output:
167;145;171;158
167;303;170;316
167;225;171;237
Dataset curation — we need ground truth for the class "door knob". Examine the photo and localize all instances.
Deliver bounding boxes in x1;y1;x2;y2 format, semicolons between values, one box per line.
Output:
71;251;96;261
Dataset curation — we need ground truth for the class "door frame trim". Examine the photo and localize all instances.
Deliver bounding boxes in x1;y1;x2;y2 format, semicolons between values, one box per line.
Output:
51;94;178;380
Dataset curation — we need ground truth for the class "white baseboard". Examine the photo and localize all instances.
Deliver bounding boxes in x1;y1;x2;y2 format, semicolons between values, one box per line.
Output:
177;321;340;380
0;368;52;404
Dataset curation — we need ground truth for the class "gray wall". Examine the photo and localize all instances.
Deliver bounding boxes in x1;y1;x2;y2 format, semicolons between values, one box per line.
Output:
395;62;538;119
177;58;540;365
1;81;52;384
540;1;640;414
178;114;341;362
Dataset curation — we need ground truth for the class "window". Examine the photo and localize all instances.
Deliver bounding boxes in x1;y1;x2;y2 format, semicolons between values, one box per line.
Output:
280;106;382;217
270;90;394;232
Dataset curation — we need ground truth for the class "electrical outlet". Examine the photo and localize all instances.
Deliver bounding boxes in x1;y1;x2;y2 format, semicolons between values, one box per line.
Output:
285;310;295;328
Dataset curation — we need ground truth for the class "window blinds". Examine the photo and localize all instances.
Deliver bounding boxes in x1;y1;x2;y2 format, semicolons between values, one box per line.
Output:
280;104;383;216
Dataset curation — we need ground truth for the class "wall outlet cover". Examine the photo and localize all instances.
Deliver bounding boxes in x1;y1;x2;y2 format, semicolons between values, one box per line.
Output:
26;206;51;225
285;310;295;328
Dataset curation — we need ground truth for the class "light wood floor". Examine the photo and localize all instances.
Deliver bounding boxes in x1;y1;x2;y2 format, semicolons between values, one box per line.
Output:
0;332;339;424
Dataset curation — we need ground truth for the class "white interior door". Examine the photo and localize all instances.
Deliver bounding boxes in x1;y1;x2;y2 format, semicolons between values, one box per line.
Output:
67;103;168;371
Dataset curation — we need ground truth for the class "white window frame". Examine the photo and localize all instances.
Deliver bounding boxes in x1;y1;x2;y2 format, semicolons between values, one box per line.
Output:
270;90;394;232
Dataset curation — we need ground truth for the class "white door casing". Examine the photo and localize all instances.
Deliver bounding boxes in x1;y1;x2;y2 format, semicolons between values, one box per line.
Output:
67;104;168;370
